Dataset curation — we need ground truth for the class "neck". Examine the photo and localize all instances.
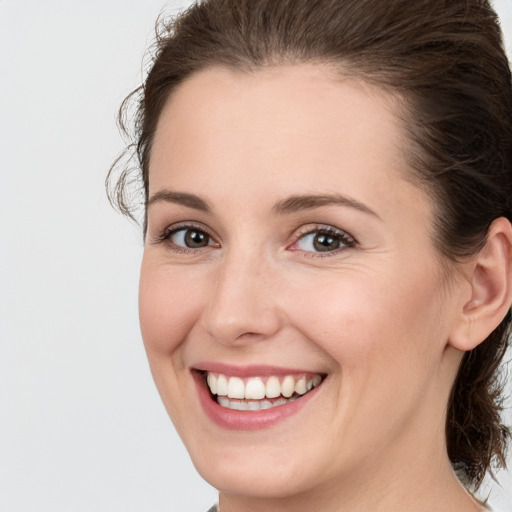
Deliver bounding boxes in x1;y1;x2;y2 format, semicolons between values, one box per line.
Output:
218;425;484;512
219;465;483;512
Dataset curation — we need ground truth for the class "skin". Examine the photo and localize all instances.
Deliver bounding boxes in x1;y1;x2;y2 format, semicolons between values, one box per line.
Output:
139;64;490;511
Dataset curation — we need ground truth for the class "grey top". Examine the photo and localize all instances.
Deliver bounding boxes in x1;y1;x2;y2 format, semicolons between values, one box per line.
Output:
205;502;503;511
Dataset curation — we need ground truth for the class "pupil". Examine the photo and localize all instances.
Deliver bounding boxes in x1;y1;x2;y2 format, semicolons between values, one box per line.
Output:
313;234;339;252
185;230;208;248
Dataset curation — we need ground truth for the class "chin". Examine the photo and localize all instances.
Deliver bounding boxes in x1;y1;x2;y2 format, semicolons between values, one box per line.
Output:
194;452;314;499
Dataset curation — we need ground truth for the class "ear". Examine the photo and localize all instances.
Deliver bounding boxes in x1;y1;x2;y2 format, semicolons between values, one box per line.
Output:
448;217;512;351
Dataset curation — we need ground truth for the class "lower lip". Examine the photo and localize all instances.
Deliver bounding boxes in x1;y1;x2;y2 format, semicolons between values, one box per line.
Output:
192;371;322;431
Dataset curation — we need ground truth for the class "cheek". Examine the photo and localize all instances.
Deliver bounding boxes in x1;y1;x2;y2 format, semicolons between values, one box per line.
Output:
138;256;207;355
283;267;451;449
287;264;447;382
138;256;210;431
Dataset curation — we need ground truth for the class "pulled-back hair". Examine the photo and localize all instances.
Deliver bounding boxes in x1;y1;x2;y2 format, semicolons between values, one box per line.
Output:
108;0;512;488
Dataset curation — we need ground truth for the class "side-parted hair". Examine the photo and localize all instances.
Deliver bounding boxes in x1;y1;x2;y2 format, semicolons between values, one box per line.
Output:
108;0;512;487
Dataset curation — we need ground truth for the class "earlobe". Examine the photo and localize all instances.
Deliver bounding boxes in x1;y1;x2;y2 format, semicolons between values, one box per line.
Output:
449;217;512;352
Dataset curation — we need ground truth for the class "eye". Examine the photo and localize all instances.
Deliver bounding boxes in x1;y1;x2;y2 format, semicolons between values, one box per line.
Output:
154;223;220;252
291;226;355;255
170;227;214;249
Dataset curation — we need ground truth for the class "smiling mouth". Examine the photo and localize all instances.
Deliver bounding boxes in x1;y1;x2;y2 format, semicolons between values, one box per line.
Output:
201;371;325;411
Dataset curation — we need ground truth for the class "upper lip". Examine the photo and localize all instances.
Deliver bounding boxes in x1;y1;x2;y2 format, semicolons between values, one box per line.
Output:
192;362;325;378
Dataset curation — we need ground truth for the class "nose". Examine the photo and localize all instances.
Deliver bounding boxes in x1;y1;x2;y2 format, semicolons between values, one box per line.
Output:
201;250;282;346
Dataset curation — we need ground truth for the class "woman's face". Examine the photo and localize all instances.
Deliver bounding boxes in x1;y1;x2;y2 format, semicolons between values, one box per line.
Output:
140;65;464;499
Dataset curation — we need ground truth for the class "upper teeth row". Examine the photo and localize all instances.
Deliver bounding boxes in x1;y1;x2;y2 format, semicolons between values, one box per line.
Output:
206;373;322;400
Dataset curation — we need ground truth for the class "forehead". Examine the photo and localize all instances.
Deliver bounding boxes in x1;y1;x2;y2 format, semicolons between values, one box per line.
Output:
149;64;423;218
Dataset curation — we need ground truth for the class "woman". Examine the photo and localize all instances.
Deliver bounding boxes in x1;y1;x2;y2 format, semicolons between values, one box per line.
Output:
108;0;512;510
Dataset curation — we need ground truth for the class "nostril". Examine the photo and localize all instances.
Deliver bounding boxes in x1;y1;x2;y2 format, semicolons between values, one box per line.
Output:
235;331;266;341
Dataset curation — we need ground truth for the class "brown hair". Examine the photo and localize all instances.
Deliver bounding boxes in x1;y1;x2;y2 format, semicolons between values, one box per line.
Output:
108;0;512;488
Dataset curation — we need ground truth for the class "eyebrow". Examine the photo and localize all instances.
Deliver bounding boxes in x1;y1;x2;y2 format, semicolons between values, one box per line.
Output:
147;189;380;219
147;190;211;212
272;193;380;219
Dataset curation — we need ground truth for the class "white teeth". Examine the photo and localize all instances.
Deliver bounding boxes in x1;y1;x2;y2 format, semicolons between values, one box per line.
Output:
215;395;300;411
218;396;230;407
247;400;261;411
281;375;295;398
273;397;287;407
227;377;245;399
260;400;273;410
245;377;266;399
235;400;249;410
207;373;217;395
265;376;281;398
205;371;324;405
216;374;228;396
295;376;307;395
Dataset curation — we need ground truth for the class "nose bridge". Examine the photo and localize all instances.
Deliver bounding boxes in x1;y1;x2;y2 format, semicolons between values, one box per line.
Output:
201;243;281;344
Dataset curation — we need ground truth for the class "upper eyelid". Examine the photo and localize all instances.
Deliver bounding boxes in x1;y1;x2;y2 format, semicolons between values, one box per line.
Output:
287;226;357;259
165;221;212;235
291;224;356;243
166;221;210;234
150;221;217;245
151;221;356;247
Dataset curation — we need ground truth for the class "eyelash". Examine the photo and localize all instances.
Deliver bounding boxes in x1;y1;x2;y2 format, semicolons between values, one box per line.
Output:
153;222;218;254
288;225;356;258
152;222;356;257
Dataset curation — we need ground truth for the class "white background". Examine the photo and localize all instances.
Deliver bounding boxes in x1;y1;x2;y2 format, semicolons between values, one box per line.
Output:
1;1;511;511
